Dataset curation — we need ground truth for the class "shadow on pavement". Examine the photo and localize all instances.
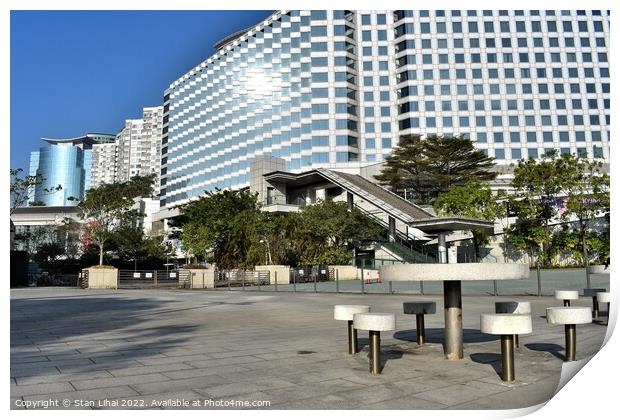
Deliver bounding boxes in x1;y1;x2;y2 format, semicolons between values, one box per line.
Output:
393;328;498;344
470;352;503;379
525;343;565;360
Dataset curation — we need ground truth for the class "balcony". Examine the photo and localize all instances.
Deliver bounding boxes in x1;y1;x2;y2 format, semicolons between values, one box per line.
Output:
261;196;301;214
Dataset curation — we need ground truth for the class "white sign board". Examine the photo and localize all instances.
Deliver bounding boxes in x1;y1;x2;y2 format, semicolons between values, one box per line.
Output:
145;273;153;278
170;272;177;278
320;270;326;274
133;272;141;278
448;246;458;264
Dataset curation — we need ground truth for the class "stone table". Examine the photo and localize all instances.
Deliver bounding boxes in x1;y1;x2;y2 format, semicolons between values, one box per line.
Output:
380;263;530;360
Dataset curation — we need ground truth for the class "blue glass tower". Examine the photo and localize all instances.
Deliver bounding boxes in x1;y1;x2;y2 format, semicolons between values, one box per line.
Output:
28;133;115;206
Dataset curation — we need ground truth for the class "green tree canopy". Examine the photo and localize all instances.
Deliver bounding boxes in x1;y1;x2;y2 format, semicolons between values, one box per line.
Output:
374;134;496;204
433;181;505;261
77;174;155;266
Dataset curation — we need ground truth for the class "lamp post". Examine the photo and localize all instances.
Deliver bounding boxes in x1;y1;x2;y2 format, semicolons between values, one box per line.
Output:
259;239;273;265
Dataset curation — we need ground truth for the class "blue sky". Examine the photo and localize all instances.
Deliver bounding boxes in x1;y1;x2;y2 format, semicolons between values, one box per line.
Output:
10;10;273;171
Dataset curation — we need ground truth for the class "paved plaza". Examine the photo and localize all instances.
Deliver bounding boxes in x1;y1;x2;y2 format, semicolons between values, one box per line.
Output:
11;287;609;410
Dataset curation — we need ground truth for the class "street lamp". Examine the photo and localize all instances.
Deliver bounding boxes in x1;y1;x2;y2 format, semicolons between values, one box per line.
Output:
259;239;273;265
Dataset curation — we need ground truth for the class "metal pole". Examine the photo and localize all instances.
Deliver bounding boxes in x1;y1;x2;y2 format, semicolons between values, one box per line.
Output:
493;280;498;296
227;273;231;291
274;271;278;292
257;271;262;291
416;314;426;345
313;271;317;293
501;334;515;382
389;280;393;294
537;260;542;296
438;232;448;264
565;324;576;361
336;269;340;293
292;270;296;292
444;280;463;360
347;320;358;354
360;267;365;293
592;296;599;318
369;330;381;375
242;273;245;291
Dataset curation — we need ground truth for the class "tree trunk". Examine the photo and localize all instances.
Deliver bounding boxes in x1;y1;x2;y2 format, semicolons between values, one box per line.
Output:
581;224;591;288
99;243;104;266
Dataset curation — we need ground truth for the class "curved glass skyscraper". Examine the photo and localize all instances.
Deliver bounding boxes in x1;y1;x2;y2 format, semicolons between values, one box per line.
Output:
28;133;115;206
161;10;610;210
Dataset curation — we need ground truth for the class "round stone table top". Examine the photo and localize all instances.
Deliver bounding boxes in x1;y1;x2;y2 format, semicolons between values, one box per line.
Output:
588;265;610;275
379;263;529;282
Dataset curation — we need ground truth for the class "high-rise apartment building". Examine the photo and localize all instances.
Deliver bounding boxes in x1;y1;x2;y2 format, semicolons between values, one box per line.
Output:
90;141;118;187
28;133;116;206
116;106;164;194
158;10;609;210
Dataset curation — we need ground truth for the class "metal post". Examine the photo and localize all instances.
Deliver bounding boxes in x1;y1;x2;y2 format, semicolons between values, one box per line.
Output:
292;270;296;292
438;232;448;264
444;280;463;360
360;267;365;293
347;320;358;354
313;271;317;293
369;330;381;375
565;324;576;362
500;334;515;382
227;274;231;291
153;271;158;287
242;274;245;291
592;296;599;318
514;334;520;348
257;271;262;291
274;271;278;292
388;280;393;294
536;260;542;296
493;280;498;296
416;314;426;345
336;269;340;293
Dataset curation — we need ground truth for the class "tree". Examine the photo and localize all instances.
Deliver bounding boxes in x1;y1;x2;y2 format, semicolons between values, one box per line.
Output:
10;168;62;214
174;189;263;268
77;174;155;266
113;225;174;269
293;200;382;265
433;181;506;261
508;152;567;265
374;135;496;203
558;154;609;277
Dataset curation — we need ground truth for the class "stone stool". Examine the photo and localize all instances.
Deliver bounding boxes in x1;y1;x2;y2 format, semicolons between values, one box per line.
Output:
596;292;611;326
583;288;606;317
403;301;436;345
334;305;370;354
546;307;592;361
555;290;579;307
480;314;532;382
495;301;531;348
353;313;396;375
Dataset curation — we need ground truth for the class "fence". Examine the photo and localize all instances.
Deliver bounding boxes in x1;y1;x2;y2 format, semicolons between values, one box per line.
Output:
117;270;183;289
214;270;270;290
208;267;609;297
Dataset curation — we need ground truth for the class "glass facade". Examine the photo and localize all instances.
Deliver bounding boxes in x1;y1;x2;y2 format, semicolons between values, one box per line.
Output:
162;10;610;209
28;134;116;206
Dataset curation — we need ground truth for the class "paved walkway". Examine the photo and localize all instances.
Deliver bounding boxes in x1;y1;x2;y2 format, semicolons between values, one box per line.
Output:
11;288;608;409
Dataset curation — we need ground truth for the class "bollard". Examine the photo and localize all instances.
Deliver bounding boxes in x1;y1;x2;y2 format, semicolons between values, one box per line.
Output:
336;269;340;293
274;271;278;292
536;261;542;296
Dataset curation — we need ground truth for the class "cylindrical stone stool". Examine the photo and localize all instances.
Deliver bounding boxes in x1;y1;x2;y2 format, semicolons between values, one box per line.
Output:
583;288;606;317
403;301;436;345
353;313;396;375
334;305;370;354
480;314;532;382
546;307;592;361
597;292;611;326
495;301;532;348
555;290;579;307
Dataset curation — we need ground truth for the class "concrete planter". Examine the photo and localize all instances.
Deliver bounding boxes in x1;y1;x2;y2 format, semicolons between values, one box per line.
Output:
255;265;290;284
329;265;358;281
85;267;118;289
588;265;609;275
188;268;215;288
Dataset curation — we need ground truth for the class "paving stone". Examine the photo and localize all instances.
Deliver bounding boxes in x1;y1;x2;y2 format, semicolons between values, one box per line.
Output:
10;381;75;397
70;373;171;390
